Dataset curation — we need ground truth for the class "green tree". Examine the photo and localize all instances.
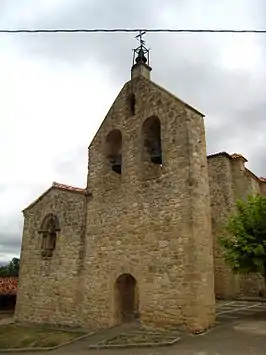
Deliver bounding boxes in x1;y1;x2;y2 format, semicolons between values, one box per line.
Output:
219;194;266;285
0;265;9;277
0;258;20;277
8;258;20;277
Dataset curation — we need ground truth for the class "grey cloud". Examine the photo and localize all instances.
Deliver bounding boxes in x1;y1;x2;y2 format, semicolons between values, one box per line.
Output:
0;0;265;261
0;233;21;250
2;1;266;153
53;146;88;186
6;0;264;176
0;232;21;263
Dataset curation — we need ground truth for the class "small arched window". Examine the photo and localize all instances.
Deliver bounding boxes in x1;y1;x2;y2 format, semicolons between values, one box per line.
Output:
106;129;122;174
38;214;60;257
142;116;162;165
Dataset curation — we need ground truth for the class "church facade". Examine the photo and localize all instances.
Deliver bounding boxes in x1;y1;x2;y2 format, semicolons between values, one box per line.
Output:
15;45;266;333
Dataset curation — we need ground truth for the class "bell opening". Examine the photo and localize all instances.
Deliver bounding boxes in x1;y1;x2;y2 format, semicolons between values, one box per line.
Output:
151;155;162;165
112;164;122;174
110;153;122;175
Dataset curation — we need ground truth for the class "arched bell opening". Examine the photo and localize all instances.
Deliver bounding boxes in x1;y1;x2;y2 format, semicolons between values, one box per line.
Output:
105;129;123;175
142;116;162;166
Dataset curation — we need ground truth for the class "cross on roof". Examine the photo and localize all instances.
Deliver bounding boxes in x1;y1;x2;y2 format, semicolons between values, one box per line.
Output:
135;30;146;47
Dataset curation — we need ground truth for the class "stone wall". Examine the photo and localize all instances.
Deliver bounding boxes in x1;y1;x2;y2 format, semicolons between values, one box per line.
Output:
83;74;215;332
261;181;266;195
207;153;238;298
15;63;265;330
208;153;265;298
15;187;86;326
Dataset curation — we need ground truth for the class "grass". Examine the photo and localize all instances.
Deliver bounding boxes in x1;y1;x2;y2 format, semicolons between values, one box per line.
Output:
0;324;86;349
104;331;178;345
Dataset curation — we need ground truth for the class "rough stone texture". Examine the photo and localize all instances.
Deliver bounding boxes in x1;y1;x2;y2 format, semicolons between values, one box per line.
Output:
208;152;266;299
15;186;86;326
208;154;237;299
83;73;215;332
15;62;265;332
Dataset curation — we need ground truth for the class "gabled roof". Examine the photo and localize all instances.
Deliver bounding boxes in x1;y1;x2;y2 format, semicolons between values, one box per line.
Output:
207;152;265;183
23;182;86;213
88;76;205;149
52;182;85;193
230;153;248;162
0;277;18;296
207;151;248;161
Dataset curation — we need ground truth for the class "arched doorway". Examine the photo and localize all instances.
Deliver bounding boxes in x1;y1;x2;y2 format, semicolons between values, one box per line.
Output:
114;274;139;323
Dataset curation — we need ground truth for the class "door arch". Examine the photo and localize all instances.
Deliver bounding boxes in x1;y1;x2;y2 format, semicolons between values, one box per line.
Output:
114;273;139;323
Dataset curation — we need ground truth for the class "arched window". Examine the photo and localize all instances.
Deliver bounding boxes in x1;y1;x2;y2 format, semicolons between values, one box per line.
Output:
106;129;122;175
142;116;162;165
38;214;60;257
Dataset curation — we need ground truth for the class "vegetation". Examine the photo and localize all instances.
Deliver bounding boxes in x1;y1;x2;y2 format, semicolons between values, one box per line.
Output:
0;258;20;277
0;325;85;349
219;194;266;284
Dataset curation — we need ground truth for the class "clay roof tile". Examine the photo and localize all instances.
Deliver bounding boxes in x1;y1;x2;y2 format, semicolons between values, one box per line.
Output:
52;182;85;193
0;277;18;296
23;182;87;213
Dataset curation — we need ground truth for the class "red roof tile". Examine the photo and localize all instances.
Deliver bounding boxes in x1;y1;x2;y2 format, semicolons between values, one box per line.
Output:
52;182;85;193
23;182;87;213
0;278;18;296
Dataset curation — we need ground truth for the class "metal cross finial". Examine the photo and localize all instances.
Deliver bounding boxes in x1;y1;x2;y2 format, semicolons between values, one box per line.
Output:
132;30;150;66
135;30;146;47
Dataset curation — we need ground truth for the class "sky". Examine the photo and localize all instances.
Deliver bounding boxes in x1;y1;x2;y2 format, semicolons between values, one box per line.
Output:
0;0;265;263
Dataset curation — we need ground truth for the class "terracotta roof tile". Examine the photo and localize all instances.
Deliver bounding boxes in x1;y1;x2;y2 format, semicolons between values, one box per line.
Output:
0;278;18;296
23;182;87;213
52;182;85;193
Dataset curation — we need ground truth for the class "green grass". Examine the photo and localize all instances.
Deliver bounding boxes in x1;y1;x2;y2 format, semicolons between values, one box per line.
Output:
104;332;178;345
0;325;85;349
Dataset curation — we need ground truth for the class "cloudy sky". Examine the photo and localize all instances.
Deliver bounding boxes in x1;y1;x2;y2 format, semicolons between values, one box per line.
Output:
0;0;265;263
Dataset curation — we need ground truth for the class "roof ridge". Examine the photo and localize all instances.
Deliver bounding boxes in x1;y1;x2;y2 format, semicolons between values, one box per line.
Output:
23;182;86;213
52;181;85;192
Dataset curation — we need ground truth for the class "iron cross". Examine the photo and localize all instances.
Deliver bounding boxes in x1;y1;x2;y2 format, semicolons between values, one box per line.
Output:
135;30;146;47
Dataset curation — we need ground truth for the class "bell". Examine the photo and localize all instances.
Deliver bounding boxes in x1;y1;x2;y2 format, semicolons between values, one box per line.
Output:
135;48;147;64
111;154;122;174
151;153;162;165
150;142;162;165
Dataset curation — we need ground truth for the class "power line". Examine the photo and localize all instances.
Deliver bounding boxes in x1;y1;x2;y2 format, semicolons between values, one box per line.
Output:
0;28;266;34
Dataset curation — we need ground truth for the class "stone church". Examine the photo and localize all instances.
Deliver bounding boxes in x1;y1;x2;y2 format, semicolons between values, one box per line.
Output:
15;42;266;333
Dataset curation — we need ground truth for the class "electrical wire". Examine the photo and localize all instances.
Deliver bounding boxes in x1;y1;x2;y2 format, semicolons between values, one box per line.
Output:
0;28;265;34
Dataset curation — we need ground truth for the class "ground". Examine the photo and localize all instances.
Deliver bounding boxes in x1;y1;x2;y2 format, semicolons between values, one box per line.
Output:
1;301;266;354
0;325;85;349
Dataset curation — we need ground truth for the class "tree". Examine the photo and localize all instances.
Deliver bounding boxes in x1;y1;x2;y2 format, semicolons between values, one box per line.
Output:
0;265;9;277
8;258;20;277
0;258;20;277
219;194;266;285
